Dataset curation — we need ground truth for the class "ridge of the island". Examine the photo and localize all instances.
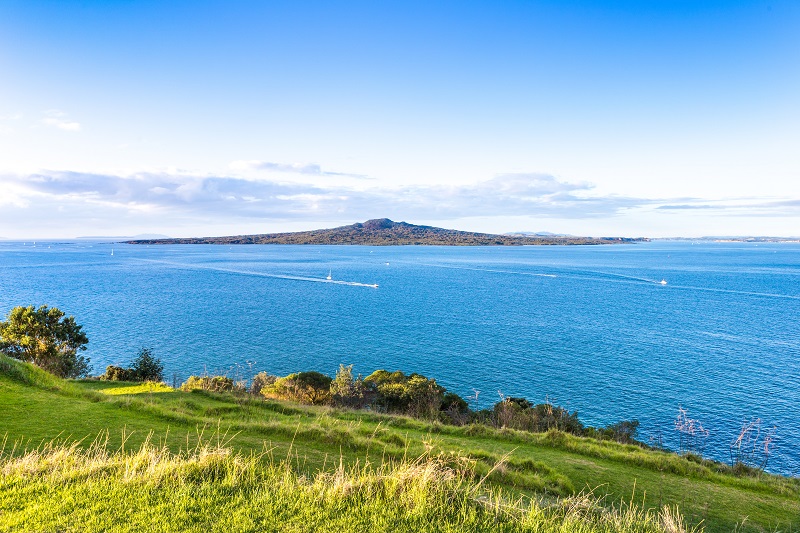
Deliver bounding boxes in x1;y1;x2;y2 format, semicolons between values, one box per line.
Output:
126;218;648;245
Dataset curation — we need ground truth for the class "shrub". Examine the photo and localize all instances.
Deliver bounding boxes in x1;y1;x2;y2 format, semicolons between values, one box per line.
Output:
363;370;445;418
100;365;134;381
130;347;164;382
250;371;277;395
493;397;583;435
441;392;471;425
180;375;235;392
585;419;641;444
262;371;333;405
98;348;164;382
330;364;368;408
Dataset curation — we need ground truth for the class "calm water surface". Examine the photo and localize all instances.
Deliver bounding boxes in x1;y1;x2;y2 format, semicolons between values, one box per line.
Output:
1;241;798;474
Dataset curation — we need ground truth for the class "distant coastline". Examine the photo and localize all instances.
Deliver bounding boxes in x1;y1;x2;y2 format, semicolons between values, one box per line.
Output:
654;236;800;243
125;218;649;246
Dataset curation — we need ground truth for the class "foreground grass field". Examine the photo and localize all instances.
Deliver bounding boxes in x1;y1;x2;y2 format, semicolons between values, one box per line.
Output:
2;355;799;532
2;438;695;533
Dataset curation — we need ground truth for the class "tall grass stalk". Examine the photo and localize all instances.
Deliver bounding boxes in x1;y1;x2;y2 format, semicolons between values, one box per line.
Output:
0;437;696;533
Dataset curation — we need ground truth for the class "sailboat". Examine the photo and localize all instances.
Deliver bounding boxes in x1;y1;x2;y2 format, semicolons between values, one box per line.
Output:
326;270;332;281
111;249;114;256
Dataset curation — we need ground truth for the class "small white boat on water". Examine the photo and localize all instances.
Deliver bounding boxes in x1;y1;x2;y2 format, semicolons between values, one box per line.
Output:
659;279;667;285
326;270;332;281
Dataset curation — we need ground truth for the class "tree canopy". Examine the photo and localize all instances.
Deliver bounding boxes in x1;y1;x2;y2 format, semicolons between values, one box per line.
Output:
130;347;164;382
0;305;90;378
100;347;164;382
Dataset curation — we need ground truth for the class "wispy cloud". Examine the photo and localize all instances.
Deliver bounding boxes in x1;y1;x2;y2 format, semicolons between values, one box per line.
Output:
229;160;368;179
2;170;798;237
657;198;800;216
1;170;648;220
0;113;22;135
41;110;81;132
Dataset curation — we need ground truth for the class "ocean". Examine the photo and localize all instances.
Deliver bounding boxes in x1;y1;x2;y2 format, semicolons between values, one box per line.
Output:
1;240;798;475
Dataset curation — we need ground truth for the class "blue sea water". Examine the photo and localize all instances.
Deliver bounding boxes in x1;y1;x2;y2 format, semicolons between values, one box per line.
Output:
1;240;798;475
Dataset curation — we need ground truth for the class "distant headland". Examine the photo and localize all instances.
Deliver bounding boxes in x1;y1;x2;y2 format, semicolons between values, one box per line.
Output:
125;219;648;246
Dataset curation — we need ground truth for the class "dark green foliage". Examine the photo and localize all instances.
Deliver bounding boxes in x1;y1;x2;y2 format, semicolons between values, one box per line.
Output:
130;348;164;382
440;391;471;425
180;375;235;392
364;370;445;418
493;397;584;435
441;391;469;412
98;348;164;382
100;365;134;381
506;397;533;409
612;419;640;442
0;305;90;378
264;371;333;405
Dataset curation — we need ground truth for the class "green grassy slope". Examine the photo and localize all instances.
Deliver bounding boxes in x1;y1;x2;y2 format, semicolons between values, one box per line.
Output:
2;356;798;532
2;438;693;533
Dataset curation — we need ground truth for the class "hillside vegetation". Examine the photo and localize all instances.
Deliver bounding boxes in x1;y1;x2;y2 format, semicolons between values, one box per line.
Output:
2;355;799;532
126;218;648;245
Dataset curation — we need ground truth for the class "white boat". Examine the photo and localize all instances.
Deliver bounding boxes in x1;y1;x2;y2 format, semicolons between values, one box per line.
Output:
326;270;332;281
111;249;114;256
659;279;667;285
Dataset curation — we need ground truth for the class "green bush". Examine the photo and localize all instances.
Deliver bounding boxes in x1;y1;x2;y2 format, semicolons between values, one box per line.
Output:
100;365;134;381
364;370;444;418
98;348;164;382
330;364;368;408
493;398;584;435
250;371;276;395
263;371;333;405
180;375;235;392
130;348;164;382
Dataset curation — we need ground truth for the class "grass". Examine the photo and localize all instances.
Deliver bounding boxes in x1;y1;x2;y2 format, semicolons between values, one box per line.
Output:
0;437;695;533
2;355;799;532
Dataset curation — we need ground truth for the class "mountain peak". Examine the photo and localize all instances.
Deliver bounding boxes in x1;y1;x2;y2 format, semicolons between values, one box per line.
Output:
359;218;397;230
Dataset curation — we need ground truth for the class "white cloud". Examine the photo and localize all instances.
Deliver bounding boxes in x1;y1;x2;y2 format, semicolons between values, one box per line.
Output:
41;110;81;132
1;169;798;238
229;159;368;179
0;113;22;135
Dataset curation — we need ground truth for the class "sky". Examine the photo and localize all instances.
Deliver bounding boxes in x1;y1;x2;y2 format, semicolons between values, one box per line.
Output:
1;0;798;238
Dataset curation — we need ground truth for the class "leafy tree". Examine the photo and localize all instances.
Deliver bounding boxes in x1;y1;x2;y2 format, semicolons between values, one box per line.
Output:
330;364;367;408
0;305;90;378
264;371;333;405
130;347;164;382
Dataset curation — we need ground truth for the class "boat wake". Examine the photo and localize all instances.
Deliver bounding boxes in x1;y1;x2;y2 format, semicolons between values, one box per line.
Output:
135;259;379;288
415;263;557;278
412;262;799;300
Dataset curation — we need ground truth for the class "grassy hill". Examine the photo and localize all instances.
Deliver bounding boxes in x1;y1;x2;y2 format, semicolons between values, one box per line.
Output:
2;355;798;532
126;218;647;246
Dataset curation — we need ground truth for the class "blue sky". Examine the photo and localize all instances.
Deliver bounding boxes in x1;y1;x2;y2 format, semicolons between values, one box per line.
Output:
1;0;798;238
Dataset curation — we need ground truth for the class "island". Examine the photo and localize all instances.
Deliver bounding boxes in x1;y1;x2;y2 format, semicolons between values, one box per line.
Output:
125;218;648;246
